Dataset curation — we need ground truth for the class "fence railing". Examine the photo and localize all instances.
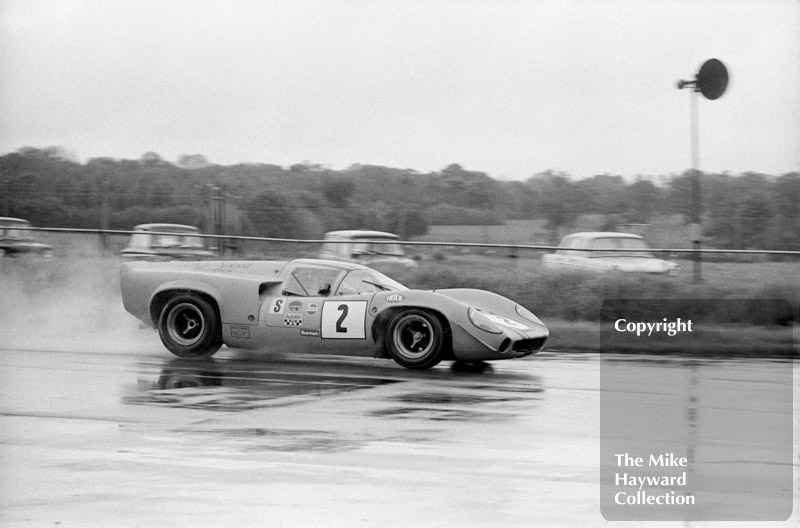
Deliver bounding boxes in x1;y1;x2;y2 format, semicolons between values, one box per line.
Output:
13;226;800;256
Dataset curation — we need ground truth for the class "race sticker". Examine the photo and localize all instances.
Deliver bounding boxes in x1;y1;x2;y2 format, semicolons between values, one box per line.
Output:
269;297;286;315
484;314;530;330
321;300;367;339
288;301;303;312
306;303;319;315
301;329;320;337
184;262;254;273
230;324;251;338
284;314;302;326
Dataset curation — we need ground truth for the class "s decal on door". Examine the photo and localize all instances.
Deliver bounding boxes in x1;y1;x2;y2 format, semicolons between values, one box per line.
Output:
269;297;286;314
321;300;367;339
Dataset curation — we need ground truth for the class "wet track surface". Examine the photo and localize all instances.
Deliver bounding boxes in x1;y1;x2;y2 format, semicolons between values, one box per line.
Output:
0;339;797;527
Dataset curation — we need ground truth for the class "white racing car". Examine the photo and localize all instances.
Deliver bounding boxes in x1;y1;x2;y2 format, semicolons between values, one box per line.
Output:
120;259;549;369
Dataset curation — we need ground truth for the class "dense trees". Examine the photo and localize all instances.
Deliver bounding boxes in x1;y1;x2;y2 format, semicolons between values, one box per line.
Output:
1;147;797;250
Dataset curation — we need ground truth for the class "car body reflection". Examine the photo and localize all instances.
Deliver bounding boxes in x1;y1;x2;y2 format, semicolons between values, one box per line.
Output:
123;355;545;420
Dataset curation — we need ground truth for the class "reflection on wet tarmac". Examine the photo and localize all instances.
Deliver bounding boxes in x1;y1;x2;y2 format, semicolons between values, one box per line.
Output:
123;355;545;421
2;346;797;527
118;354;546;455
198;427;365;453
371;387;544;422
124;358;401;411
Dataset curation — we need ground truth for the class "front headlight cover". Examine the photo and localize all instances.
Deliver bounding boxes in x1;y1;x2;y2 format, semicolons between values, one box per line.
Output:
515;304;543;325
468;308;503;334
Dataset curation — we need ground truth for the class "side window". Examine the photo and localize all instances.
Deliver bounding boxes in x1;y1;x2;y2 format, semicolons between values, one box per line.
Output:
282;274;306;296
570;237;588;257
154;234;181;247
283;268;342;297
590;238;618;250
556;236;573;255
183;235;204;248
336;274;360;296
130;233;151;248
321;241;348;258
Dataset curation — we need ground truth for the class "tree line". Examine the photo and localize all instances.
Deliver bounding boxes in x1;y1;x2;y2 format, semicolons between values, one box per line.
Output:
1;146;798;250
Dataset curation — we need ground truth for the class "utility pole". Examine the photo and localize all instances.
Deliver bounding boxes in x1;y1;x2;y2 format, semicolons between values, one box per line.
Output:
210;186;224;256
203;183;213;241
2;180;10;216
677;58;729;284
689;88;702;284
100;179;110;253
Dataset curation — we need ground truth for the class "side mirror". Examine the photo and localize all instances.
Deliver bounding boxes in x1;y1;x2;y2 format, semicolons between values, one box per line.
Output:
318;283;331;296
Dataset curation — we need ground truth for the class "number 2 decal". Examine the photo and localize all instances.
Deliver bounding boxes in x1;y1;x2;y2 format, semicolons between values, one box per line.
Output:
321;301;367;339
336;304;349;333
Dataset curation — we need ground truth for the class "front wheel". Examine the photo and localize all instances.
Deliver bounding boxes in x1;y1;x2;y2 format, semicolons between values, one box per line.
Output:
158;294;222;359
386;309;445;369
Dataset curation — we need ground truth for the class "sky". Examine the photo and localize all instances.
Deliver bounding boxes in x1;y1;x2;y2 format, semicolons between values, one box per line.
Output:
1;0;798;180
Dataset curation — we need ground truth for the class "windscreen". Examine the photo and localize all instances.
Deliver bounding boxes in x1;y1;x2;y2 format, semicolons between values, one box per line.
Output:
335;268;407;295
588;237;653;257
352;240;405;257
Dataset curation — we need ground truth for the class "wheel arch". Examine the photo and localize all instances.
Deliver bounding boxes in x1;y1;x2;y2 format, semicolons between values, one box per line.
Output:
149;282;222;328
371;305;454;360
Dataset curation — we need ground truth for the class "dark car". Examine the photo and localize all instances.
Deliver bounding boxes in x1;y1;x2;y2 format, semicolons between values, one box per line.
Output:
0;217;54;259
120;223;216;261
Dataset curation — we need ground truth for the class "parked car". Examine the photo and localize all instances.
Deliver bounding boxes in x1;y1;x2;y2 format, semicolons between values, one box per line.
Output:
0;217;54;259
542;232;680;275
119;258;548;369
120;224;216;261
319;230;417;270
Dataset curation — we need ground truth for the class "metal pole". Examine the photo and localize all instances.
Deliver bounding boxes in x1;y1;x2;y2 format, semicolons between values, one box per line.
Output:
220;188;226;255
212;186;223;256
203;183;213;239
690;89;702;283
2;180;9;216
100;179;110;253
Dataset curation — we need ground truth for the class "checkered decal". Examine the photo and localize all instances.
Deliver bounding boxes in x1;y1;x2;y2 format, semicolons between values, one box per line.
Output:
284;314;302;326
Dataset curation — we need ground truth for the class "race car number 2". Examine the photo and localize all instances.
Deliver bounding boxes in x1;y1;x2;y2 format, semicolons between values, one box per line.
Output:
321;301;367;339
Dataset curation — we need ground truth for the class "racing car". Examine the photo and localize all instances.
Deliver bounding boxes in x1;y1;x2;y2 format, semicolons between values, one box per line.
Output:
119;259;548;369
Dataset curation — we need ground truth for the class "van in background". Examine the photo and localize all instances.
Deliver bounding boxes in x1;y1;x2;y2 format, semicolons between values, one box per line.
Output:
319;230;417;270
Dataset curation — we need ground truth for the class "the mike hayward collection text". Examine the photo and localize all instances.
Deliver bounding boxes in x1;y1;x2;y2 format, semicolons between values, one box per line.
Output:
613;452;696;506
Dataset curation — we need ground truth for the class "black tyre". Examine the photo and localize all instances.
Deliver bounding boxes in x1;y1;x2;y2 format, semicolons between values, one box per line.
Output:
157;294;222;359
386;309;444;369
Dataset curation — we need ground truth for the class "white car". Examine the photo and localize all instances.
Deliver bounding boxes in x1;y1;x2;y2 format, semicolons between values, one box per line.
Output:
0;217;54;259
319;230;417;270
120;224;216;261
119;258;548;369
542;232;680;275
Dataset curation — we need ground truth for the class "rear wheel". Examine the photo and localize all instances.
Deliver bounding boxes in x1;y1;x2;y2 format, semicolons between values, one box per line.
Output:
158;294;222;359
386;309;444;369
